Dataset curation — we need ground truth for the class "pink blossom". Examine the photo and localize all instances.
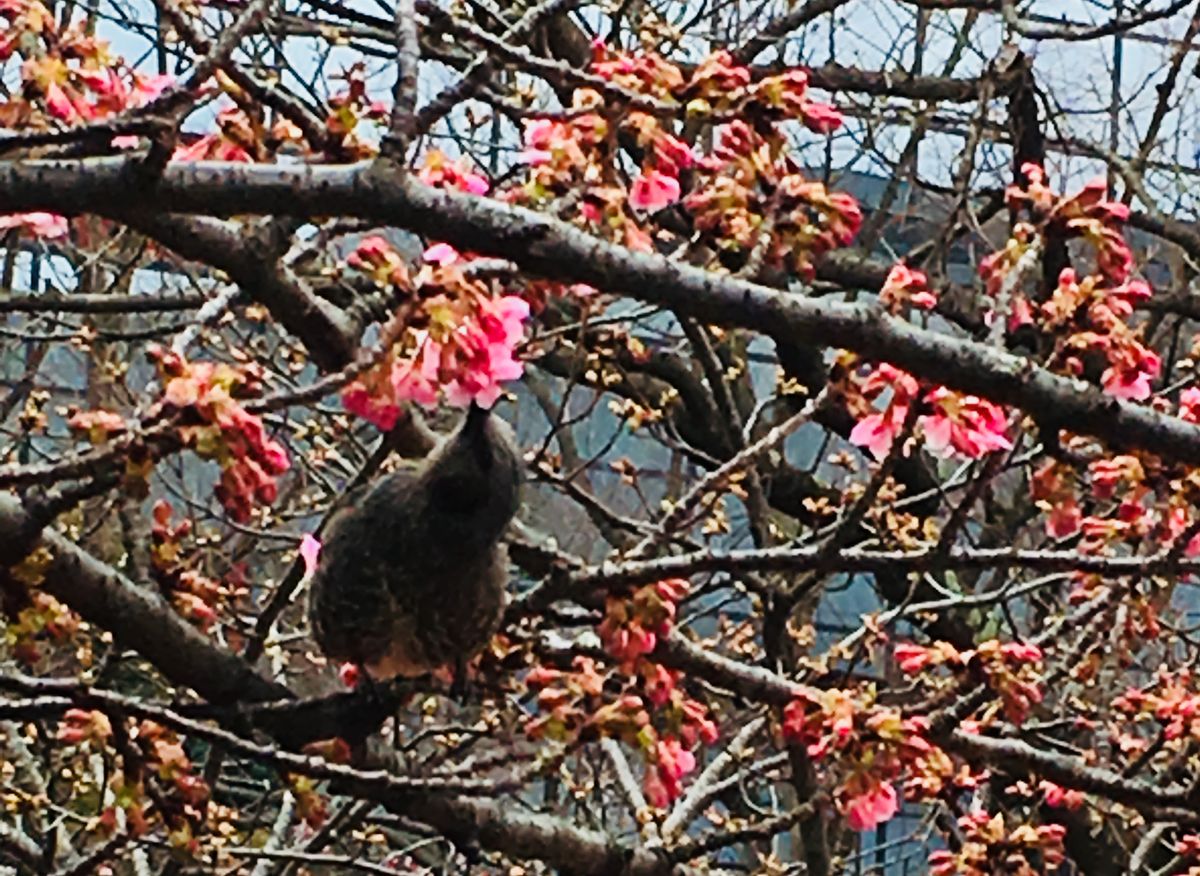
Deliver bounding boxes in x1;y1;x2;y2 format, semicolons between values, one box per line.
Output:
921;389;1012;459
653;134;695;177
131;73;175;105
893;643;931;674
444;341;524;409
260;439;290;474
441;300;531;409
299;534;322;579
57;708;112;745
646;736;697;805
848;364;922;460
338;662;361;689
521;118;561;165
680;697;720;745
45;82;76;121
351;236;394;267
77;68;120;99
657;737;696;782
476;295;532;347
521;146;554;166
342;384;401;431
391;337;441;408
0;212;69;239
629;169;681;213
879;262;935;311
844;782;899;831
418;152;490;195
111;135;140;149
849;407;907;460
601;622;657;665
1180;387;1200;423
1039;780;1084;810
1102;357;1158;400
643;662;677;707
462;173;489;195
1108;282;1147;309
423;243;460;265
1046;499;1082;539
801;101;843;134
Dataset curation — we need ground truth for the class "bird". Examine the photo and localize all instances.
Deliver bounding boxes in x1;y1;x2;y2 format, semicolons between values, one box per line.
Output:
307;402;522;684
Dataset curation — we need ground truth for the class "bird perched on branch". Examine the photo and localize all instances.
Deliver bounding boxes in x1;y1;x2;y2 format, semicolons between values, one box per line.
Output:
308;403;522;683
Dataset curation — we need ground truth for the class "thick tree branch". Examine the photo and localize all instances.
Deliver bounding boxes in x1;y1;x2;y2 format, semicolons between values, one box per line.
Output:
1;159;1199;465
0;492;288;705
119;212;359;370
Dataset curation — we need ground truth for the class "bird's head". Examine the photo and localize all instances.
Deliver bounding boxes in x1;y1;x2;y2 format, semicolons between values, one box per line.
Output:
422;402;522;541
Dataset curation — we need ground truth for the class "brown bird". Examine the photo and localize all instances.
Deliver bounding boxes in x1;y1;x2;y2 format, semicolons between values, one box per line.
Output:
308;403;522;682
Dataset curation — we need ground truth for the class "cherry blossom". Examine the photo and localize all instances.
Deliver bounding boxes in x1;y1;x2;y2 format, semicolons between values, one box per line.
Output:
1101;343;1160;400
338;663;361;689
800;100;844;133
629;169;681;213
921;388;1012;459
342;381;402;431
848;405;910;461
652;134;695;177
879;262;936;311
645;736;697;806
0;211;68;238
149;347;290;522
1181;387;1200;422
848;365;1010;461
1039;780;1084;810
847;363;919;460
299;535;322;579
419;149;490;195
57;709;113;745
844;782;898;831
391;339;441;408
423;242;460;265
442;335;526;409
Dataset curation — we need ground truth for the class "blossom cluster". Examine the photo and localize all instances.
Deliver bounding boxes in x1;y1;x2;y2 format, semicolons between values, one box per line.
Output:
1112;669;1200;745
149;500;241;631
984;164;1157;400
846;362;1012;461
894;639;1045;725
781;687;954;830
147;346;291;522
847;166;1167;475
3;589;79;666
2;546;80;666
56;712;210;847
879;263;937;312
1031;443;1200;596
341;233;531;426
509;44;860;279
526;578;719;808
0;0;173;127
0;0;180;235
928;811;1066;876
